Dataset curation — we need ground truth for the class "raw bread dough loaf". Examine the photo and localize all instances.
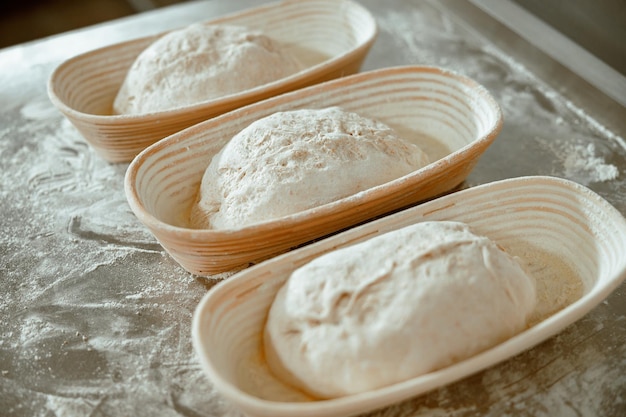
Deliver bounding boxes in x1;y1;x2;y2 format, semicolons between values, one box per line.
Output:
113;24;303;114
264;221;537;398
190;107;430;229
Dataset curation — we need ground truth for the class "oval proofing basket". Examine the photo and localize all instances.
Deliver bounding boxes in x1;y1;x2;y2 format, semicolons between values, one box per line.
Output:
125;65;503;275
48;0;378;162
192;175;626;417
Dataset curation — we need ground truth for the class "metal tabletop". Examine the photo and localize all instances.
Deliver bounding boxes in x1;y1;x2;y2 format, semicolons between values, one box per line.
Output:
1;1;625;416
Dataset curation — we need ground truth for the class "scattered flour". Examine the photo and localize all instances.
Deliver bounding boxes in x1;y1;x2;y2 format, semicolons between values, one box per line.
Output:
2;96;229;416
563;143;619;184
3;0;625;416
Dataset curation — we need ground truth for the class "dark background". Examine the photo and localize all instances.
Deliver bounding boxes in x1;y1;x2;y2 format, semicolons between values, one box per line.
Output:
0;0;188;48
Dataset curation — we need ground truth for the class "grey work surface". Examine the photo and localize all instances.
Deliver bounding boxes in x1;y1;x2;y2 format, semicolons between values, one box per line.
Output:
1;1;625;416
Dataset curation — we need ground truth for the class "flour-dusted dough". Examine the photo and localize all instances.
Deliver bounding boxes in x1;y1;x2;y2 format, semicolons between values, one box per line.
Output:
113;24;303;114
264;221;537;398
189;107;430;229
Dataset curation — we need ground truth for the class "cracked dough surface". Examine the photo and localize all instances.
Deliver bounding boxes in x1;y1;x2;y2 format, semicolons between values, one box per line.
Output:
190;107;430;229
264;221;537;398
113;24;303;114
